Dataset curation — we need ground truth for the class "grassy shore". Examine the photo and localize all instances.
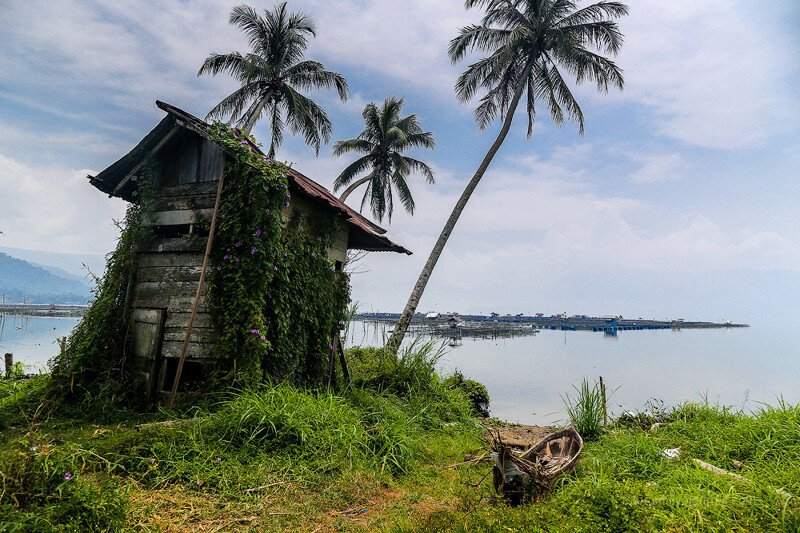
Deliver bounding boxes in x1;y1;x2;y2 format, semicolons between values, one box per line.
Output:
1;347;799;531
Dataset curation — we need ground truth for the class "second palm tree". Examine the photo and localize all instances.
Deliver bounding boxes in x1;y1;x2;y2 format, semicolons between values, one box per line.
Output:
333;97;435;223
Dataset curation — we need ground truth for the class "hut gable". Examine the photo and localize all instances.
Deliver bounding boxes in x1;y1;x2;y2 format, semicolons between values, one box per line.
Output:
89;100;410;255
86;101;410;403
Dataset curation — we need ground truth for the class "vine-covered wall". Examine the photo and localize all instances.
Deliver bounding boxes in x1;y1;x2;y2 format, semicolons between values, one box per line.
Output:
206;124;350;388
51;125;350;404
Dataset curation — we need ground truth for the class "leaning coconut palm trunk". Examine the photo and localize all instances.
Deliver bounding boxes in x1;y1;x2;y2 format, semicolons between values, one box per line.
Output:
387;0;627;351
387;59;534;351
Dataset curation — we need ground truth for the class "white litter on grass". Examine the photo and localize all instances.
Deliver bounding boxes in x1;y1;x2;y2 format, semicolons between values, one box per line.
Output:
661;447;681;459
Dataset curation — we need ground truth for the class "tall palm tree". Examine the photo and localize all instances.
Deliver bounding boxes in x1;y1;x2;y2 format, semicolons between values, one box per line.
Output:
198;3;349;156
333;97;435;223
387;0;627;350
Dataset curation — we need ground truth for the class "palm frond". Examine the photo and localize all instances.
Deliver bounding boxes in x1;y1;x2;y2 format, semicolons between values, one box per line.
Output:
333;154;373;190
332;138;374;157
281;85;333;154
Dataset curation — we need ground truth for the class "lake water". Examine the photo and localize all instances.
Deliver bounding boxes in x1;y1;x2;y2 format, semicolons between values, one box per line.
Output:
347;319;800;425
0;315;80;373
4;315;797;426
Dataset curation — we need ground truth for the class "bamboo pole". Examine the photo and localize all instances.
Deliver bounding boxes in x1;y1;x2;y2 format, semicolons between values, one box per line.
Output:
168;169;225;407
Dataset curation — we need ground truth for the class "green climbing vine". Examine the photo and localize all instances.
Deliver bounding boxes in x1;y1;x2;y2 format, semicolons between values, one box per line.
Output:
205;123;349;388
49;164;156;405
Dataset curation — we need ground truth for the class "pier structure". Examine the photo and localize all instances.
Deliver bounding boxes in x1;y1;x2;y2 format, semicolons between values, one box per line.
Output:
357;312;748;340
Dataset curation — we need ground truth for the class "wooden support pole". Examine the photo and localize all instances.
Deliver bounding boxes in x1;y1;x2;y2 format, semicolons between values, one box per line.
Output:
4;353;12;378
599;376;608;427
327;331;337;388
335;331;350;383
168;169;225;407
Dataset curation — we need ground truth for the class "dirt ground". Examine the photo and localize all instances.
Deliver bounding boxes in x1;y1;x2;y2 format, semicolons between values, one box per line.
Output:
485;424;557;449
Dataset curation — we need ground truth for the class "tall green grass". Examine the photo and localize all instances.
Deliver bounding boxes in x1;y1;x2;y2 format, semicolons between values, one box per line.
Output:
407;400;800;532
562;377;605;440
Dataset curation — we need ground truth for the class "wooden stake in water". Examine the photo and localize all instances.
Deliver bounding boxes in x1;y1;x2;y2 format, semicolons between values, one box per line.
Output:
599;376;608;427
4;353;12;379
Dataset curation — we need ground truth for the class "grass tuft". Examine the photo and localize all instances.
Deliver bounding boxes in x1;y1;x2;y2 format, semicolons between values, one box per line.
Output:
562;377;605;440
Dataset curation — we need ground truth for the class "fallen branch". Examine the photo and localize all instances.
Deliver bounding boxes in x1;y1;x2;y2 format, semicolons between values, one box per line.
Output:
135;418;199;430
693;459;794;499
244;481;289;493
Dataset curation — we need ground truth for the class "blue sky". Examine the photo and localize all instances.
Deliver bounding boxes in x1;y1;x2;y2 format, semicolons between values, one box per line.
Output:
1;0;798;322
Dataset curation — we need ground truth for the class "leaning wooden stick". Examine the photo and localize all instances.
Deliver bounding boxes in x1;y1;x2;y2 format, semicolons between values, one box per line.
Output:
169;169;225;407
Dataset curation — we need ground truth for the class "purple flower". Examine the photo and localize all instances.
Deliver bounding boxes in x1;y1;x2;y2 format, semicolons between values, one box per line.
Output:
316;235;322;241
264;208;270;215
150;458;156;465
215;457;221;464
64;472;72;481
328;343;334;350
260;335;266;341
235;241;242;248
255;228;262;236
273;265;278;271
251;247;257;254
235;257;240;262
250;329;260;334
223;255;229;260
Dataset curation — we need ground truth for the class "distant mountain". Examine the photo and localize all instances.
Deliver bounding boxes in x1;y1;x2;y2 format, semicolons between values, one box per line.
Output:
0;252;92;304
0;246;105;279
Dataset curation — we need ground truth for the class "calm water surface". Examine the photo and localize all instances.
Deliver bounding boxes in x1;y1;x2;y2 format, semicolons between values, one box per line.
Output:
347;319;800;425
0;315;80;372
5;315;797;425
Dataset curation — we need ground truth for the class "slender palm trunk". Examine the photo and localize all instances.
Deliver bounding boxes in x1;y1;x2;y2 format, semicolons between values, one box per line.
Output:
386;59;535;352
241;93;272;135
338;176;371;202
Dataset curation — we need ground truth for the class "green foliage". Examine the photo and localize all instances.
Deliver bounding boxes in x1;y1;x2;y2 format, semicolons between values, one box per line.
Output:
347;341;479;429
48;173;154;406
207;123;350;387
4;362;25;380
562;378;606;441
443;370;490;417
0;435;128;531
198;3;348;154
0;376;50;430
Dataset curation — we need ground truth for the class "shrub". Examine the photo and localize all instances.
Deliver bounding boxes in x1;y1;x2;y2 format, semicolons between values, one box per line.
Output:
443;370;490;417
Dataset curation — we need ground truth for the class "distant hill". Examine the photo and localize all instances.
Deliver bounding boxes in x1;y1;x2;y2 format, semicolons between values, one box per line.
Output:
0;252;92;304
0;246;105;279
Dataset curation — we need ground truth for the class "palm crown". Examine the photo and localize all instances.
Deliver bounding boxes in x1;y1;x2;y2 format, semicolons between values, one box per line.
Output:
449;0;626;136
333;97;435;223
198;3;349;156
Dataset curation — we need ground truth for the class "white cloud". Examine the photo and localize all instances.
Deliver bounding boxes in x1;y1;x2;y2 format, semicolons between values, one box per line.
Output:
629;153;685;184
609;0;799;149
0;154;127;254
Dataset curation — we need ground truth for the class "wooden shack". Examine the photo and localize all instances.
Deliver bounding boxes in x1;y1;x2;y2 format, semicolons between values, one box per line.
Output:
88;101;410;402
